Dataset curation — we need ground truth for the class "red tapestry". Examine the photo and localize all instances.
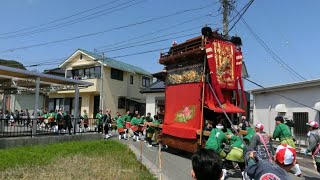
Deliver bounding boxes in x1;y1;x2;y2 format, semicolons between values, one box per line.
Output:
162;83;202;139
207;40;237;89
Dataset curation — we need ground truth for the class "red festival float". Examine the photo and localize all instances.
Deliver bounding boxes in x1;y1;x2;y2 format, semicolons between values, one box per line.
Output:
158;27;247;153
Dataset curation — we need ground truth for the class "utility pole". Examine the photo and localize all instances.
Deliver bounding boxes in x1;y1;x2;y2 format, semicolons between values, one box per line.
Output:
222;0;229;36
99;53;104;111
220;0;235;36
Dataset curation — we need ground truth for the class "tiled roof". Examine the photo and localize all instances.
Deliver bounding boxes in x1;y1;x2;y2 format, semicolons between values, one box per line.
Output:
78;49;151;76
140;80;165;93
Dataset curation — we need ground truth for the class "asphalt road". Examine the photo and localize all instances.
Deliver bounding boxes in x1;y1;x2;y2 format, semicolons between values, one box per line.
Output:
108;133;320;180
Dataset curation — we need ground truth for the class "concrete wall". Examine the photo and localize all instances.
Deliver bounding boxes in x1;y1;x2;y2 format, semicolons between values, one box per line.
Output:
9;94;45;114
253;85;320;135
145;92;165;116
0;134;102;149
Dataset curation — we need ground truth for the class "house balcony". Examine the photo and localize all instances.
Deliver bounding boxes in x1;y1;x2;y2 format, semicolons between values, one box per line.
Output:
51;78;101;95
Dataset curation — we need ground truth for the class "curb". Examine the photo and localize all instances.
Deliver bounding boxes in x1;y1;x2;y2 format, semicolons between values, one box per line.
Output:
128;143;170;180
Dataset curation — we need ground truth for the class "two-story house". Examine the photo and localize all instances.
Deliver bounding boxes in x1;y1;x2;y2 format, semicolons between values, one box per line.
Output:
48;49;152;118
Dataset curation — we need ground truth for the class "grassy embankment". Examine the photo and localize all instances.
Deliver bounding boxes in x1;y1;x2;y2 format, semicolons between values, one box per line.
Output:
0;140;155;180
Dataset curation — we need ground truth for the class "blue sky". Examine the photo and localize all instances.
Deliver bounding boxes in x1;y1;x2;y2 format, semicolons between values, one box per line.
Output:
0;0;319;90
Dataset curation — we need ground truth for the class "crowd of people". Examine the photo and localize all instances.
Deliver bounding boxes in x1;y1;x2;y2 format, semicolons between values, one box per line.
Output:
195;115;320;179
1;109;32;126
96;110;162;147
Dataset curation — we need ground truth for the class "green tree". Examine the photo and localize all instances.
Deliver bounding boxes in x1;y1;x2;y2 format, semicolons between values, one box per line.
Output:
0;59;26;70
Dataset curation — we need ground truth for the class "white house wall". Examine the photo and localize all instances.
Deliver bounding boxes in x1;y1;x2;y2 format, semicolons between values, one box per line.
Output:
253;86;320;135
146;93;164;116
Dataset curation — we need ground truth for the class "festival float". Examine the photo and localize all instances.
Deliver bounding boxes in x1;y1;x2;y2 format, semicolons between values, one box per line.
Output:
157;27;248;153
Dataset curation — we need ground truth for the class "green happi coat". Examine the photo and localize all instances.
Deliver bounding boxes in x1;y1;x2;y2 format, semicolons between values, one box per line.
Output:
226;135;245;162
123;114;132;122
138;117;145;124
130;117;139;126
116;117;125;129
96;113;103;125
244;127;256;142
205;128;227;153
273;123;295;148
42;113;49;119
146;118;160;134
229;136;245;149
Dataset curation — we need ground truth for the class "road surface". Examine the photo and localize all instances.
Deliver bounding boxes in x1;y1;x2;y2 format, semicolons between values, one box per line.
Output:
110;135;320;180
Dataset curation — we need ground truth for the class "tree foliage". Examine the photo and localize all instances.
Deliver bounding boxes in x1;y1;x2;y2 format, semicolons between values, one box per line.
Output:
0;59;26;70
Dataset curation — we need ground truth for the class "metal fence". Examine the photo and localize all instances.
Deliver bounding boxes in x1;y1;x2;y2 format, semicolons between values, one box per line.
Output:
0;118;103;138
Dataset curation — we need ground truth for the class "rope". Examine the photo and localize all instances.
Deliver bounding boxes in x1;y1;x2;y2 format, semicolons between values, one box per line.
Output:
207;81;248;148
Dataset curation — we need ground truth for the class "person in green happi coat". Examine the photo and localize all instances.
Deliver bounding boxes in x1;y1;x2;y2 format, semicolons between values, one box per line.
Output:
95;110;103;133
116;114;127;140
205;124;228;158
225;133;246;172
130;114;141;141
145;114;160;147
272;116;302;176
243;126;256;145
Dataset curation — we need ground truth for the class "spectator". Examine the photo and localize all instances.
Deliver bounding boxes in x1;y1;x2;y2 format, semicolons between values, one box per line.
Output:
245;144;295;180
103;109;112;139
248;123;274;161
95;110;103;133
305;121;320;173
191;149;225;180
64;111;73;135
240;116;250;131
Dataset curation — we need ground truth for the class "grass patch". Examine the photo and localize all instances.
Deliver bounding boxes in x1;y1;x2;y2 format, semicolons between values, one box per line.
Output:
0;140;156;180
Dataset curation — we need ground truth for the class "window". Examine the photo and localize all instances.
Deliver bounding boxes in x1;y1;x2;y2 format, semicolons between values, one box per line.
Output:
118;97;126;109
54;98;63;111
80;54;83;60
111;68;123;81
84;67;96;79
293;112;308;137
130;75;133;84
95;66;101;78
71;66;101;79
142;77;150;87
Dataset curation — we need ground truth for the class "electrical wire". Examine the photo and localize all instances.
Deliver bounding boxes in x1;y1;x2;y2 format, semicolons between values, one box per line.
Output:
98;25;204;52
238;16;306;81
227;0;254;33
244;77;319;111
95;13;218;51
109;47;170;59
102;32;199;53
0;0;145;39
0;0;120;36
1;4;215;53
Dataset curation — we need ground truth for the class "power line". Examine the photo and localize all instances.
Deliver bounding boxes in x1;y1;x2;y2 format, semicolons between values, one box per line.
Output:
0;0;120;36
0;0;146;39
238;16;306;81
244;78;318;111
95;13;218;50
1;4;215;53
227;0;254;33
109;47;170;59
97;23;216;52
101;32;199;53
1;21;218;69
